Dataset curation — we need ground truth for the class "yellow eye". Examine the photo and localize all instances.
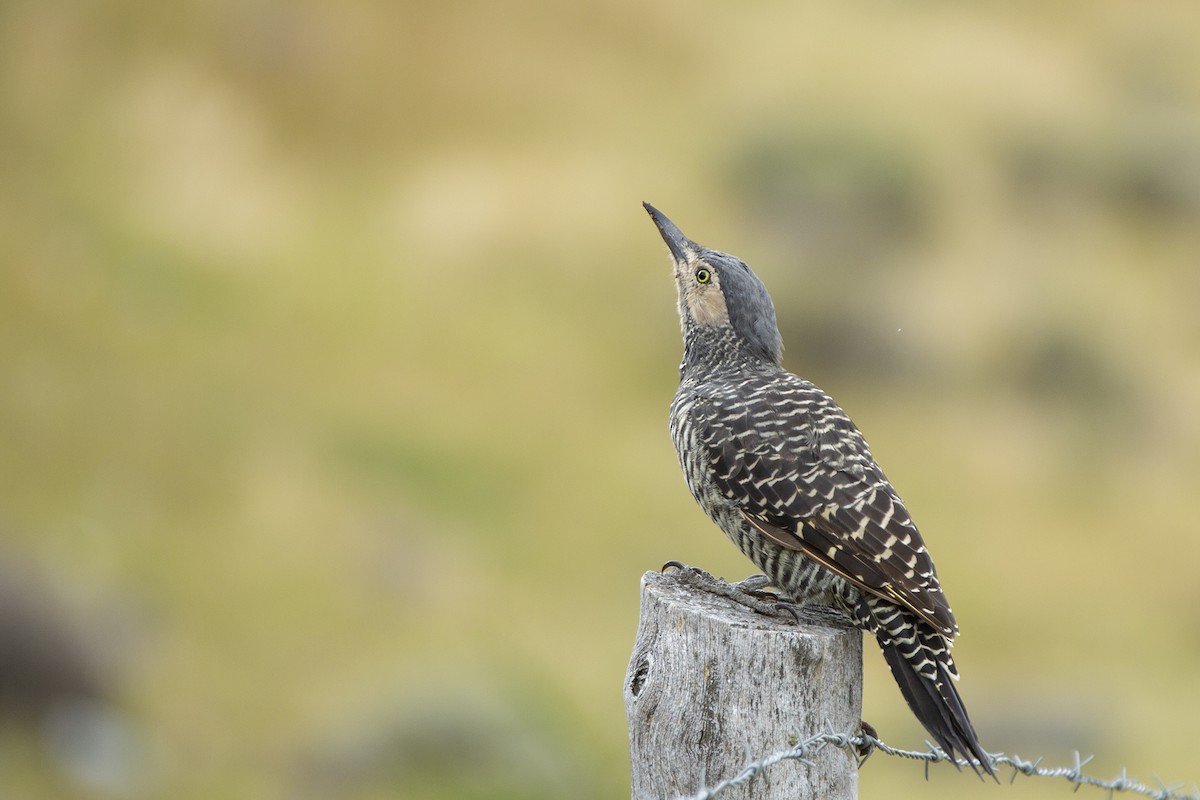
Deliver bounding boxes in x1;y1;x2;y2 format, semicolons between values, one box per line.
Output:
695;267;711;284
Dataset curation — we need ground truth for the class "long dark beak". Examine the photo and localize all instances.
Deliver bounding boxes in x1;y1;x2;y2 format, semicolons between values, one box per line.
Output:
643;202;693;264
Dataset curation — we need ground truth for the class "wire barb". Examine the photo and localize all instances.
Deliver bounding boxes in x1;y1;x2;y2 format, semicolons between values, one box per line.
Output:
675;730;1198;800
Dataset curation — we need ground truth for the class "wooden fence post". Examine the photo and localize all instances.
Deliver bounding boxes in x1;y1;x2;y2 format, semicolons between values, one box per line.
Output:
624;569;862;800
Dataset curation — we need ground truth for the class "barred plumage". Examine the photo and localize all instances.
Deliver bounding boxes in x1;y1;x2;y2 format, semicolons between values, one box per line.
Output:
646;202;993;776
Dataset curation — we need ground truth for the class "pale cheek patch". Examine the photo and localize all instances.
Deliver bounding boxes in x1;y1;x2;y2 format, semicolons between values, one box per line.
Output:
686;282;729;327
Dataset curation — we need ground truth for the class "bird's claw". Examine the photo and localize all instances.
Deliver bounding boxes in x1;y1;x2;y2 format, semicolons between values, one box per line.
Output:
660;561;719;584
662;563;799;622
772;602;805;622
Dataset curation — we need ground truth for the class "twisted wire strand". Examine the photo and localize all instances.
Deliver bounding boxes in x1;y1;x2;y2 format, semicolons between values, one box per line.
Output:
679;730;1199;800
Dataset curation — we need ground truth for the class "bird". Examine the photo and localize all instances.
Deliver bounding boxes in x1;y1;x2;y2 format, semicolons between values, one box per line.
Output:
643;201;994;777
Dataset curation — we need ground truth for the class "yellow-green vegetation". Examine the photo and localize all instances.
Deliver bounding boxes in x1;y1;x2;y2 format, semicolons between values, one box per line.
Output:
2;2;1199;798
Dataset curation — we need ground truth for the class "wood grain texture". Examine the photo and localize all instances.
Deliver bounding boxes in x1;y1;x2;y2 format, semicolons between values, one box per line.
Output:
625;570;862;800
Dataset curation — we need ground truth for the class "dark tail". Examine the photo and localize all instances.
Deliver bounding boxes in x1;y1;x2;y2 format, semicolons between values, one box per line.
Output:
876;626;996;778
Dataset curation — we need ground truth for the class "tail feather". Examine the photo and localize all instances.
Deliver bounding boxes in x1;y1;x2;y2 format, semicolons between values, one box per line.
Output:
878;637;994;777
859;600;995;778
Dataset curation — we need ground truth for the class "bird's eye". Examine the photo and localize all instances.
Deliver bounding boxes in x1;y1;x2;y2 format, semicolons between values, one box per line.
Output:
695;268;711;284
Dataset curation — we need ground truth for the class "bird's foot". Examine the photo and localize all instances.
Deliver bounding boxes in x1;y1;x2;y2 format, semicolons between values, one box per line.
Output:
734;575;811;621
733;573;774;595
661;562;799;620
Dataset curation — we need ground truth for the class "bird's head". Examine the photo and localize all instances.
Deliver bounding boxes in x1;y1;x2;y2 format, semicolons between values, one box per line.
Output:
643;202;783;367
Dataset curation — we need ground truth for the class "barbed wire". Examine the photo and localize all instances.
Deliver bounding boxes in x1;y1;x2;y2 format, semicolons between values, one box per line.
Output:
680;729;1200;800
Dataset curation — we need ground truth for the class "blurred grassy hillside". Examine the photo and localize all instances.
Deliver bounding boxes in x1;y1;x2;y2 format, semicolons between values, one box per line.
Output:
2;1;1199;798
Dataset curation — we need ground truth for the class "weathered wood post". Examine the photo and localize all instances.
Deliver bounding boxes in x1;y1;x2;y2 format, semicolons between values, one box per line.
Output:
624;569;862;800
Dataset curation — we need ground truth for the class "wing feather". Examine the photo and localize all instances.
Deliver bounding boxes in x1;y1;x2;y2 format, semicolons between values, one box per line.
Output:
693;372;958;636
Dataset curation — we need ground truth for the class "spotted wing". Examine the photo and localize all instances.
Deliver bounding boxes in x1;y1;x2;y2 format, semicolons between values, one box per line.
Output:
692;371;958;636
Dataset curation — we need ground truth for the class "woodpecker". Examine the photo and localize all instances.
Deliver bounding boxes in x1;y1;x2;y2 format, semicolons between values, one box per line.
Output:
645;202;993;776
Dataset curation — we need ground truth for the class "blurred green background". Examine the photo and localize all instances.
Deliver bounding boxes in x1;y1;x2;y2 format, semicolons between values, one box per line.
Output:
2;1;1199;798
